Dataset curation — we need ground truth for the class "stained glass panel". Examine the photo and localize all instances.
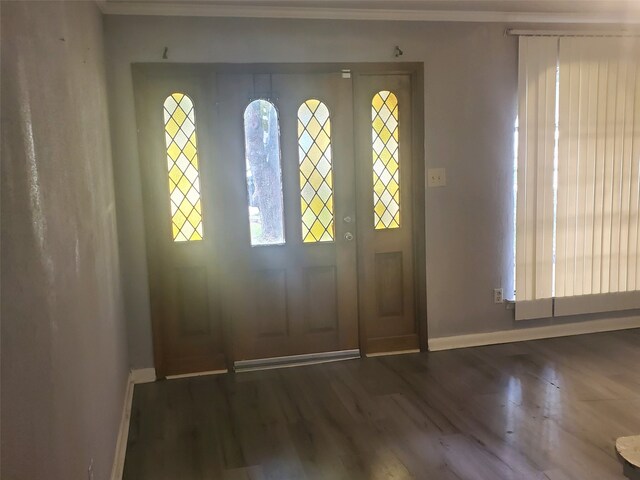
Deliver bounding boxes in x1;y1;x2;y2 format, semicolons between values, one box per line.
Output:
298;99;334;243
163;93;203;242
244;100;285;246
371;90;400;229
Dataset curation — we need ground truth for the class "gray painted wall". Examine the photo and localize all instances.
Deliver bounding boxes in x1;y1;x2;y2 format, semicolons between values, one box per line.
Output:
1;3;129;479
105;15;631;370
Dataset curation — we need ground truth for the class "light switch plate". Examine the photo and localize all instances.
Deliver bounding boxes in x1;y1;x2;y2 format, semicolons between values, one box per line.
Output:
428;168;446;187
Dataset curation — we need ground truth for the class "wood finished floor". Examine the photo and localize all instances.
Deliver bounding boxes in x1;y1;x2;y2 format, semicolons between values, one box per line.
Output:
124;329;640;480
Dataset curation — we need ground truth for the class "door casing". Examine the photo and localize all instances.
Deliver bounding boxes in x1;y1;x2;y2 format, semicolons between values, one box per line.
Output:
132;63;426;378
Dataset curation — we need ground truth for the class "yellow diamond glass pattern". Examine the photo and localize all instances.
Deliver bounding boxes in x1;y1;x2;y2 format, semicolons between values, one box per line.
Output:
371;91;400;229
163;93;203;242
298;99;334;243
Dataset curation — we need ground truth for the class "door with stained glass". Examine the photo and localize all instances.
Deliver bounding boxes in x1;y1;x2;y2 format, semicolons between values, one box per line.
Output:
354;74;420;354
215;73;360;362
134;65;423;376
132;69;228;377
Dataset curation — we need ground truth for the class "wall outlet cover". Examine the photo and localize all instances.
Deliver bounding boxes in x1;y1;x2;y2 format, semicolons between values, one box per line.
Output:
428;168;446;187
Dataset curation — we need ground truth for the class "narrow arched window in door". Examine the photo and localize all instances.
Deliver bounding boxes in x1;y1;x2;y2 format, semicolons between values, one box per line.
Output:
372;90;400;229
243;100;285;246
163;93;203;242
298;99;334;243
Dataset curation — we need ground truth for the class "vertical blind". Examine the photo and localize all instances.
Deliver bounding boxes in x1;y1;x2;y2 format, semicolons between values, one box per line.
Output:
516;37;557;320
516;36;640;320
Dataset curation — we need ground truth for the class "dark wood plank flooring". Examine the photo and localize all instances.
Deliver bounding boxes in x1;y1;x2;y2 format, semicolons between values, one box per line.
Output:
123;329;640;479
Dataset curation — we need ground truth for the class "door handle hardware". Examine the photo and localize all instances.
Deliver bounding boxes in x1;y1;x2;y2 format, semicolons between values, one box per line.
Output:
344;232;354;241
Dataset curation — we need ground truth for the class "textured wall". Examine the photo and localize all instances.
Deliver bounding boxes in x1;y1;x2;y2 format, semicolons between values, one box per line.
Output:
1;3;129;479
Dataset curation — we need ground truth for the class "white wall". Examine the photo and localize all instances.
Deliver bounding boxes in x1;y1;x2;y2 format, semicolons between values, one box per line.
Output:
1;3;130;479
105;15;629;370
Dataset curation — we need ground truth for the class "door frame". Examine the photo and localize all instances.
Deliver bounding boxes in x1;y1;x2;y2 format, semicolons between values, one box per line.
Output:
132;62;426;377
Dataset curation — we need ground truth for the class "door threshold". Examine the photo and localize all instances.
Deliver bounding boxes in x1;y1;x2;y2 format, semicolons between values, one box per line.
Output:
166;369;228;380
234;349;360;373
366;348;420;357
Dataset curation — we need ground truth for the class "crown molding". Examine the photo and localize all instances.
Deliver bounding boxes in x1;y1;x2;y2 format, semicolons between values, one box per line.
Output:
98;2;640;24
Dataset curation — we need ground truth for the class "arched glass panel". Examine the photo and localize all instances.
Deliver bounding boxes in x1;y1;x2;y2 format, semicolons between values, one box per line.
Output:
298;99;334;243
163;93;203;242
243;100;285;246
371;90;400;229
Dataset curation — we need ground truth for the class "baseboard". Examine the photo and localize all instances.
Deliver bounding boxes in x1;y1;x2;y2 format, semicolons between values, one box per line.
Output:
110;368;156;480
130;367;156;384
110;372;135;480
428;315;640;351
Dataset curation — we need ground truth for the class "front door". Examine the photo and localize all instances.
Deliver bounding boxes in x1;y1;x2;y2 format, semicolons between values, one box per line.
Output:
215;72;360;362
133;65;423;377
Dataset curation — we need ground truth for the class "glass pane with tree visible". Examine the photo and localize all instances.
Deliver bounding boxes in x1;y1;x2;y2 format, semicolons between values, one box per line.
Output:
243;100;285;246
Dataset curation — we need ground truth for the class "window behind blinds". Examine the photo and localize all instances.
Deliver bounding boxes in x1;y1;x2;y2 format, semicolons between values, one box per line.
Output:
516;35;640;320
555;37;640;316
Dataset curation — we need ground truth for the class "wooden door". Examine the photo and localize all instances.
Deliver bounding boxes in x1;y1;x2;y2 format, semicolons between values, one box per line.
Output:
133;69;227;377
354;74;420;354
133;65;424;376
216;72;360;363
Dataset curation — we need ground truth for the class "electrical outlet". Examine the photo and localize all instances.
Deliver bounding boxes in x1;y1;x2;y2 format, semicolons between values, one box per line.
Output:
493;288;504;304
427;168;446;187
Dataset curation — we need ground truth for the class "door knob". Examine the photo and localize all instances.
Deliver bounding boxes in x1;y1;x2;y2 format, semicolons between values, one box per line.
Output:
344;232;354;241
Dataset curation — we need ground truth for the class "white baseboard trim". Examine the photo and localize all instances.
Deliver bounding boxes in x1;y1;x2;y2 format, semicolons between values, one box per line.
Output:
130;367;156;384
110;368;156;480
110;372;134;480
428;316;640;351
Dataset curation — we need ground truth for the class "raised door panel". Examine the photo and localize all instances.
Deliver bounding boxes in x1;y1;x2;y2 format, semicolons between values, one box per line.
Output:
375;252;404;318
175;266;211;336
254;268;289;338
303;266;338;333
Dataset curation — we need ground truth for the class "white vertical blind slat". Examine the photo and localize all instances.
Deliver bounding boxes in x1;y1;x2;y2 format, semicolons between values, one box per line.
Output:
582;51;599;295
575;44;588;297
619;60;634;291
536;41;557;300
610;57;627;293
516;37;557;319
592;44;608;294
603;54;617;293
631;61;640;290
516;38;532;301
557;38;579;297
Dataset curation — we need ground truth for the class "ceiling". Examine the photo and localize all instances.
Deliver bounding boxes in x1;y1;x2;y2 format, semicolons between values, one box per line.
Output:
99;0;640;23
